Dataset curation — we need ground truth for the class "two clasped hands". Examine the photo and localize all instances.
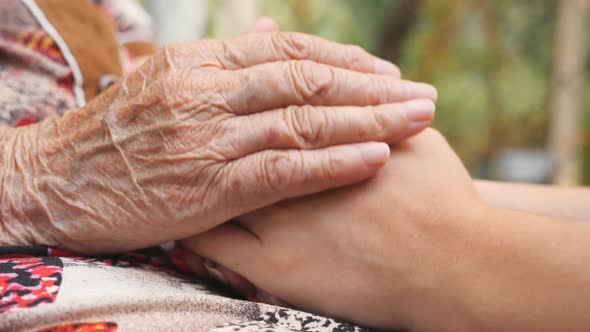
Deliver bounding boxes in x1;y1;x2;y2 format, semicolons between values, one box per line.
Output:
4;17;590;332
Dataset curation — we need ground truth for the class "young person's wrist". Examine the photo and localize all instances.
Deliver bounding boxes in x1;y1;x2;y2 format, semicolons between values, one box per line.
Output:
397;202;494;332
441;206;590;332
439;205;516;332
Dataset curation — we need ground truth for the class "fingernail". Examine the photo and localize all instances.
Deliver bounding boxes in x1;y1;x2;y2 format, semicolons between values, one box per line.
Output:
403;99;436;122
374;58;401;77
407;82;438;100
359;142;390;167
204;260;228;285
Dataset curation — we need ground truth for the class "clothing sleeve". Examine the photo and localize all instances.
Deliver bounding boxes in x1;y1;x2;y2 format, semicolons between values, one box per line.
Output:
0;0;77;127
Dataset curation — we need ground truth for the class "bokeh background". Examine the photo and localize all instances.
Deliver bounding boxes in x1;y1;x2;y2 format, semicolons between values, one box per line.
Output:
143;0;590;185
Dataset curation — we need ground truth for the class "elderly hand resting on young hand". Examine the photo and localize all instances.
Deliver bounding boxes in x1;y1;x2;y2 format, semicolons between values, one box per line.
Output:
0;27;436;253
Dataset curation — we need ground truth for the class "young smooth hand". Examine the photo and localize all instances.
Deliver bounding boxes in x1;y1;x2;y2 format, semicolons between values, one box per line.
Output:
180;129;487;331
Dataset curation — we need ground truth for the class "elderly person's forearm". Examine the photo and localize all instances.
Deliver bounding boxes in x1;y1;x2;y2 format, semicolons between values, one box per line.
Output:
0;125;36;246
0;122;68;248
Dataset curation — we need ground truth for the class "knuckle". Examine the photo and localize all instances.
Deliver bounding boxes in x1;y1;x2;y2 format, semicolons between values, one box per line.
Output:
373;106;409;137
345;45;370;70
289;60;334;101
395;80;413;101
321;149;341;181
218;40;241;68
158;40;224;70
211;120;241;157
259;151;302;191
365;77;391;105
285;105;328;148
275;32;313;60
207;71;243;114
225;70;252;108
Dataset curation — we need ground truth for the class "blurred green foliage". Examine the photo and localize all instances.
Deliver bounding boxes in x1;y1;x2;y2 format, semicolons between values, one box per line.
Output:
207;0;590;182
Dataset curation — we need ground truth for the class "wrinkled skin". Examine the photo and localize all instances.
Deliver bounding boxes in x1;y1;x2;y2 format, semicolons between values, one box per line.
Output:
181;129;486;331
0;31;437;253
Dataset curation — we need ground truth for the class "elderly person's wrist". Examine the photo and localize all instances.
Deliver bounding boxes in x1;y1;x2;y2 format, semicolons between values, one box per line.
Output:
1;101;147;252
0;125;57;247
0;103;118;250
0;126;20;245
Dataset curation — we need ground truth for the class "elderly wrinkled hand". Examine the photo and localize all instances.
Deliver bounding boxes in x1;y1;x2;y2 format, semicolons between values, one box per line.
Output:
1;32;436;253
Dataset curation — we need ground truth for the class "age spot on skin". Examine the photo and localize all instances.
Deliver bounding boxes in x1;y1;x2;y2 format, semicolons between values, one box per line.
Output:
358;128;369;140
232;179;241;192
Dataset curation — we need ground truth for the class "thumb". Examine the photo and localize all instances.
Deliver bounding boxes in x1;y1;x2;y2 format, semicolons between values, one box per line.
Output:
244;17;280;34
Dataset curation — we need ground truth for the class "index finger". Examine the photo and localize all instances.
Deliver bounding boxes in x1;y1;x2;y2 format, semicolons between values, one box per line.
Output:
216;32;401;77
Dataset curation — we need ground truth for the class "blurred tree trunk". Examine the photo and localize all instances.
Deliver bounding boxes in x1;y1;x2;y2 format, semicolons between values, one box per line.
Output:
548;0;590;185
415;0;457;82
289;0;314;32
377;0;421;63
479;0;504;160
481;0;503;177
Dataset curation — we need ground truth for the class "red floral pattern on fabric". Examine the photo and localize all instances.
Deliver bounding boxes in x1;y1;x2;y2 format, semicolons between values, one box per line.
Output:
37;322;118;332
0;257;63;313
15;115;37;127
17;29;67;65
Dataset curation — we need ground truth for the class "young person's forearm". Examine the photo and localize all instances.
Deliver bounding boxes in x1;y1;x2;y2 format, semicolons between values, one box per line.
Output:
449;207;590;332
476;180;590;222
